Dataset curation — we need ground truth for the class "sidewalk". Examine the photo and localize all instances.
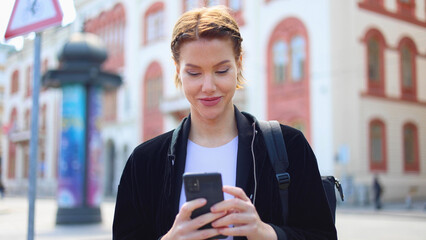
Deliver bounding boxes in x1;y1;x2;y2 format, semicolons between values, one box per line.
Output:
1;196;425;240
0;197;115;240
337;200;426;219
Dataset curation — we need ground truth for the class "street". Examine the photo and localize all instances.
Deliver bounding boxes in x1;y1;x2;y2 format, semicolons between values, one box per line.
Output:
0;197;425;240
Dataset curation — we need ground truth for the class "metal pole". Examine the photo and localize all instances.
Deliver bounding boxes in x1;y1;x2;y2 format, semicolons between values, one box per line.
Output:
27;32;42;240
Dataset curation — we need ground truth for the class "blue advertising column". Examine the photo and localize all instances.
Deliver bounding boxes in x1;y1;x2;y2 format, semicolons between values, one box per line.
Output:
58;85;86;208
43;32;122;224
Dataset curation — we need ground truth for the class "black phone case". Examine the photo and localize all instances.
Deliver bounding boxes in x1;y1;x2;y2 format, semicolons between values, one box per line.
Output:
183;172;226;239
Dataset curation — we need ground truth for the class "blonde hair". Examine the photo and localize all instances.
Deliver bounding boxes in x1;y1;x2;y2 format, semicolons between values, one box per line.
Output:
171;6;244;88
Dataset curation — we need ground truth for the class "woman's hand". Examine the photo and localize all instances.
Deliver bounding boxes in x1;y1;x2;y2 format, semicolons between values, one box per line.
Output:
161;198;227;240
210;186;278;240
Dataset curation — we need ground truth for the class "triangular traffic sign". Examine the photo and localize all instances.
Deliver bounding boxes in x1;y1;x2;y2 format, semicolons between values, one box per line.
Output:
4;0;63;40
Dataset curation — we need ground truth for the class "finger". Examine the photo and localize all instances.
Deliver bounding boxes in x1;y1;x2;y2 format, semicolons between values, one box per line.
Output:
186;228;223;240
223;186;250;201
218;224;255;237
211;197;249;213
190;211;227;229
177;198;207;220
211;211;254;228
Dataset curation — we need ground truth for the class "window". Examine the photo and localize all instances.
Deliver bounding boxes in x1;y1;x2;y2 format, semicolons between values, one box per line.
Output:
403;123;419;173
397;0;415;17
369;119;387;171
365;29;385;96
273;41;287;83
25;109;31;130
11;70;19;94
26;66;32;97
398;38;417;101
291;36;305;81
146;77;162;109
271;36;306;84
143;62;164;141
144;2;165;45
267;17;311;141
368;39;380;82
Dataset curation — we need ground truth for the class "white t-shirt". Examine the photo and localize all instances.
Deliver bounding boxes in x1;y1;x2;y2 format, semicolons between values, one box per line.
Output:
179;136;238;240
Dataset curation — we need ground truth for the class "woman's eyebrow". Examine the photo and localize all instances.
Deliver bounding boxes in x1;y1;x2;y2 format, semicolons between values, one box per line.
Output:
185;60;230;69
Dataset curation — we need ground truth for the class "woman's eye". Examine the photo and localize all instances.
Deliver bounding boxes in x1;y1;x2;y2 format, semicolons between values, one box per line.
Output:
187;71;200;76
216;68;229;74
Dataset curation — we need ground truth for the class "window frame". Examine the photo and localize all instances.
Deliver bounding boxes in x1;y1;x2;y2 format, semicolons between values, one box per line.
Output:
398;37;417;101
364;29;386;96
402;122;419;173
144;2;165;45
369;119;387;172
10;70;19;94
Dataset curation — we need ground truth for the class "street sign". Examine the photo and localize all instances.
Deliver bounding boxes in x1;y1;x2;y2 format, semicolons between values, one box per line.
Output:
4;0;63;40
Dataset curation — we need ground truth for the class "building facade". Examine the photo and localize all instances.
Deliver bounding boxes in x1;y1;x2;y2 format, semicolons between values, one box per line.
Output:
1;0;425;204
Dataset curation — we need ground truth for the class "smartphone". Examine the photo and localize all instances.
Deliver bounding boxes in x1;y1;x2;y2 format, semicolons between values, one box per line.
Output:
183;172;226;239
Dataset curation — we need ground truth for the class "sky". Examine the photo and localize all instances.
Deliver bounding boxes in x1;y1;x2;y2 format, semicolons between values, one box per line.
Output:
0;0;76;49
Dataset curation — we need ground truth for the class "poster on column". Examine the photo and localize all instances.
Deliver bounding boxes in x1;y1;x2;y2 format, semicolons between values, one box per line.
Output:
87;86;103;207
58;84;86;208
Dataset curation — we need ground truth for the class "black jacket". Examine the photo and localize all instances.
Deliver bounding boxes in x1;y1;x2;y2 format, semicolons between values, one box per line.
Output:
113;108;337;240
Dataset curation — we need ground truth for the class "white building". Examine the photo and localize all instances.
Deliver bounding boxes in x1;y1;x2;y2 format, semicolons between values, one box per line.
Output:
2;0;425;204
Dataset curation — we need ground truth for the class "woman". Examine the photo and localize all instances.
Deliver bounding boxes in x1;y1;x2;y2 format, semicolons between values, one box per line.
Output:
113;6;337;240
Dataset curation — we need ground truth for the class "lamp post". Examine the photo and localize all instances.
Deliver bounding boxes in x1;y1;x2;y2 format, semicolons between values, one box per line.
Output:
43;32;122;224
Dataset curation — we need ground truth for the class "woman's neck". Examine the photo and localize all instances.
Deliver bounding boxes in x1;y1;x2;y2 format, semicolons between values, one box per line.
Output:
189;107;238;148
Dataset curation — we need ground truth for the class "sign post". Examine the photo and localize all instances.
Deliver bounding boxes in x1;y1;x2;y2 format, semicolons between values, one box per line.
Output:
4;1;63;240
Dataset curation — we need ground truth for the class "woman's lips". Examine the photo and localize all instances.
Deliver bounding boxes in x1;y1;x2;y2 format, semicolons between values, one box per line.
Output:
200;97;221;106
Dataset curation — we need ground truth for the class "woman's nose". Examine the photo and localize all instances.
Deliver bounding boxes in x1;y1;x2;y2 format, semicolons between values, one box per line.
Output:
201;74;216;93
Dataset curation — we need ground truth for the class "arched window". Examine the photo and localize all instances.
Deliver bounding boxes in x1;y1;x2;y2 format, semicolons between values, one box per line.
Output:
291;36;305;81
365;29;385;96
369;119;387;172
368;38;380;82
403;123;419;173
398;37;417;101
144;2;165;45
11;70;19;94
273;40;287;84
143;61;164;141
267;17;311;141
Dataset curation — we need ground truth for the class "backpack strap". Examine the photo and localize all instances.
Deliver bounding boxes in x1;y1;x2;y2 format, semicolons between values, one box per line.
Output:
257;120;290;225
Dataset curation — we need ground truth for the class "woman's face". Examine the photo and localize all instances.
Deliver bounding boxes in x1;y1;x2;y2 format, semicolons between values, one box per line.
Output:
176;38;241;122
